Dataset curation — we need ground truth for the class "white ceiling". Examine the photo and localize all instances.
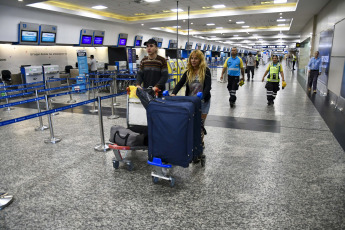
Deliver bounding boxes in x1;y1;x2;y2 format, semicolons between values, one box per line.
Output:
0;0;331;47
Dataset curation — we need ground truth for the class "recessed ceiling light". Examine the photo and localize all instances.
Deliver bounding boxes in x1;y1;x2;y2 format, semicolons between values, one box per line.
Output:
18;0;23;1
206;23;215;26
280;16;283;18
280;13;283;15
144;0;160;2
213;4;226;8
91;5;108;9
277;19;286;22
229;19;232;22
274;0;287;3
216;27;223;29
141;24;144;26
236;21;245;24
171;8;184;12
233;35;239;37
242;25;250;28
172;26;181;28
278;24;286;26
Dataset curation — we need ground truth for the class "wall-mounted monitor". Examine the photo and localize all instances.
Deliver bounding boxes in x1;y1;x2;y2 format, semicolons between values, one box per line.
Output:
168;40;178;49
152;37;163;48
21;30;38;42
93;36;104;45
18;22;39;45
79;29;93;47
81;35;92;45
39;24;57;45
93;30;105;46
134;35;143;48
41;32;56;43
185;42;193;50
118;33;128;47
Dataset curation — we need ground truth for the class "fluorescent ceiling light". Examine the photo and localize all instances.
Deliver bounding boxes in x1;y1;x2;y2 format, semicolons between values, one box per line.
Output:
172;26;181;28
277;19;286;22
171;8;184;12
274;0;287;3
236;21;245;24
278;24;286;26
233;35;239;37
213;4;226;8
144;0;160;2
242;26;250;28
216;27;223;29
206;23;215;26
91;5;108;9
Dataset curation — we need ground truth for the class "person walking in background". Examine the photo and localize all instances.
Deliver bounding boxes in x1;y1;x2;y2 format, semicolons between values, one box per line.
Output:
136;38;169;96
220;47;245;108
256;54;259;68
172;50;212;148
262;55;286;105
246;52;256;81
307;51;322;93
292;54;297;70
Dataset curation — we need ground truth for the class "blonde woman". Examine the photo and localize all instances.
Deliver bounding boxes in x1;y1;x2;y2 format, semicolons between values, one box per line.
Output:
171;50;212;148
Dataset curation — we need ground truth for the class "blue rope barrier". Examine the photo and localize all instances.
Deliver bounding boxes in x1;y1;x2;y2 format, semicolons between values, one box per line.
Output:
116;78;136;81
0;91;35;100
0;81;45;89
0;84;45;94
0;96;45;109
0;91;126;127
46;78;67;83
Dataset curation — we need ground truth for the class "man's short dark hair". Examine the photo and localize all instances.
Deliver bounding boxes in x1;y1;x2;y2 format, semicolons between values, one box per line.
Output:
90;55;94;58
144;39;158;47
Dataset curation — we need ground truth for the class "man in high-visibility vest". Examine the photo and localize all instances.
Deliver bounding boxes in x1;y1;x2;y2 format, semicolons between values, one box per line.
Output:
292;54;297;70
262;55;286;105
220;47;245;108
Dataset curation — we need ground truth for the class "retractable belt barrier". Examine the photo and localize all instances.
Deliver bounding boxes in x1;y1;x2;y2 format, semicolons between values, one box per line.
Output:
0;91;126;127
0;84;45;94
0;81;45;89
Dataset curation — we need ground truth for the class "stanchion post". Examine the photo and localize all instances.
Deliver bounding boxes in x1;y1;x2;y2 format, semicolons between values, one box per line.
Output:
45;80;59;116
108;78;120;119
94;96;111;152
66;78;76;104
35;90;48;131
87;75;91;100
113;75;120;106
3;82;14;111
44;95;61;144
90;79;98;113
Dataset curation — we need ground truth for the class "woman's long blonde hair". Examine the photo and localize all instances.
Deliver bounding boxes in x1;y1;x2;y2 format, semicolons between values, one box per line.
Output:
186;50;207;85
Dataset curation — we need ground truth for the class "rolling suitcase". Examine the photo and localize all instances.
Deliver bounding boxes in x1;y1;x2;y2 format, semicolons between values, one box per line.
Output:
163;96;203;160
147;99;195;168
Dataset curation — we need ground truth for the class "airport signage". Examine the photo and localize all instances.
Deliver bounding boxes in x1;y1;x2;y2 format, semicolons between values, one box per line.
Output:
252;45;286;49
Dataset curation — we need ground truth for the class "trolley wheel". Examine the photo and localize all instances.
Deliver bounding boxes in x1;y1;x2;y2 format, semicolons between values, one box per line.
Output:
200;155;206;167
127;163;133;171
170;178;175;187
113;160;119;169
152;176;159;184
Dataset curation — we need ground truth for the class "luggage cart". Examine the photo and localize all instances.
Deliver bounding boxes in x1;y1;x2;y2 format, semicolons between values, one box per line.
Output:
109;86;148;171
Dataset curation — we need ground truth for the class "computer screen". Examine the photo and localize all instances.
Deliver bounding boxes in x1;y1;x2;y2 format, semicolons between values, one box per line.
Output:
94;36;104;45
21;30;38;42
81;35;92;45
157;42;162;48
119;38;127;46
41;32;56;43
135;40;142;46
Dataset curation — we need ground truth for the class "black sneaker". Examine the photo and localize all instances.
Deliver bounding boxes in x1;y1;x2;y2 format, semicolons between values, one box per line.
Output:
230;102;235;108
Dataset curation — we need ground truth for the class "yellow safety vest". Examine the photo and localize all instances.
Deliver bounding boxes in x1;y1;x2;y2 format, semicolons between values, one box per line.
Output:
256;55;259;61
293;55;296;61
267;63;281;82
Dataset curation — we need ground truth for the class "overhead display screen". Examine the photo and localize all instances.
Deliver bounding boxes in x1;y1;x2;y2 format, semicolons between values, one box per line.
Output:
157;42;162;48
21;31;38;42
135;40;142;46
94;36;104;45
119;38;127;46
81;35;92;45
41;32;56;43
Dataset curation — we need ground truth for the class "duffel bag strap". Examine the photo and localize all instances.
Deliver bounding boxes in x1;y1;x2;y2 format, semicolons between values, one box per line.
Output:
114;131;130;146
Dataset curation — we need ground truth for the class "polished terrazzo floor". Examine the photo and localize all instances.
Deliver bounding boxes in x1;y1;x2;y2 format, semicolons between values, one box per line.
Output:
1;61;344;229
